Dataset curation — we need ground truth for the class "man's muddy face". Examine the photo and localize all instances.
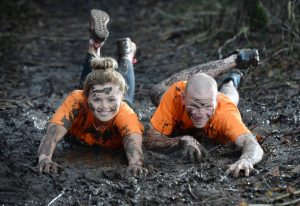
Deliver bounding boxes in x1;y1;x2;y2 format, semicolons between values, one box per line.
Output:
88;83;123;122
185;90;216;128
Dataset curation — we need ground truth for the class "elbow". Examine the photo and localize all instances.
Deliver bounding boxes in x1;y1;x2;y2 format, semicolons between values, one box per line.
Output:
258;145;264;162
252;143;264;165
144;133;155;150
144;136;152;150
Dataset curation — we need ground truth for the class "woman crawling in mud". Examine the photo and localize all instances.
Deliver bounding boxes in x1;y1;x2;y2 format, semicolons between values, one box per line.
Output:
37;54;148;177
37;10;148;177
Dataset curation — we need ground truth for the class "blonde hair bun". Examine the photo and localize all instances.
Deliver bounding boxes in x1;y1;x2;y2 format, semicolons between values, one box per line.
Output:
91;56;118;71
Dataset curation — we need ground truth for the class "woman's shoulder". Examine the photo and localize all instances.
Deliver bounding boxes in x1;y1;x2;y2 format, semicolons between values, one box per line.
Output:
61;90;86;107
118;102;136;115
113;102;141;126
65;90;85;101
69;90;85;97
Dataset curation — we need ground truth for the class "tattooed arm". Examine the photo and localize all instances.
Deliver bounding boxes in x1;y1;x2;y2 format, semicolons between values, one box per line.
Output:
150;55;237;106
145;125;206;162
226;133;264;177
123;133;148;177
37;123;67;174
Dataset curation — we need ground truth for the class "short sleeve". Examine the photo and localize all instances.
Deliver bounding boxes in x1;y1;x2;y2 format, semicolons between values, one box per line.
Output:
50;91;84;129
114;104;144;137
150;83;181;136
222;112;251;142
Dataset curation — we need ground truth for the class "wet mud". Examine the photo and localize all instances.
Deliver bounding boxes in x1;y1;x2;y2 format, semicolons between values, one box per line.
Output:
0;0;299;205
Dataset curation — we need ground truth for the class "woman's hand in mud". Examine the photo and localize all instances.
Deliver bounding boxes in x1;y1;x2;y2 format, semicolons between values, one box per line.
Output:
179;135;207;163
37;158;60;174
226;158;254;177
126;163;148;178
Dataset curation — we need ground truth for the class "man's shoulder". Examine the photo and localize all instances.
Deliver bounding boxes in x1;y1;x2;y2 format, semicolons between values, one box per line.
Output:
170;81;187;92
164;81;186;99
217;93;238;109
215;93;242;121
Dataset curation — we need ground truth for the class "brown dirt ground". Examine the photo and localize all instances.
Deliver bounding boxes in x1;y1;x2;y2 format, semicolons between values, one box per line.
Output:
0;0;299;205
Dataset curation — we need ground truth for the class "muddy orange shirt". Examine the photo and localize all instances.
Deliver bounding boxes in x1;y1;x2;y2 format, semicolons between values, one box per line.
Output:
150;81;251;144
50;90;144;149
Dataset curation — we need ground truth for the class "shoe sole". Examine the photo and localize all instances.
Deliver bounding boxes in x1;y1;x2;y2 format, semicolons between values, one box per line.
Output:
236;49;260;69
91;9;109;39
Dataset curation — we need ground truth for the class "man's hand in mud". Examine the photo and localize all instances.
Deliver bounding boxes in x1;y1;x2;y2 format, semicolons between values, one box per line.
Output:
179;135;207;163
226;158;254;177
126;164;148;178
37;158;61;174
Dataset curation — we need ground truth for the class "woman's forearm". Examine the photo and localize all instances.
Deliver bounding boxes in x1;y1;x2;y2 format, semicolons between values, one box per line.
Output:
38;123;67;161
123;133;144;166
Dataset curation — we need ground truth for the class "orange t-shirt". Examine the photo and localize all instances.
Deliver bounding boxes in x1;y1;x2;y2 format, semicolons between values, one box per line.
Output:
150;81;251;144
51;90;144;149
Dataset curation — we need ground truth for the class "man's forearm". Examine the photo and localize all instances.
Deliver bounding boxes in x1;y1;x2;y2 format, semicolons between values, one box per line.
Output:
237;134;264;165
145;134;181;153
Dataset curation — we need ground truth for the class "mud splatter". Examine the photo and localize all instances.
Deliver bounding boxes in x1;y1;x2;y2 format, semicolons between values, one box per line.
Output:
92;87;112;95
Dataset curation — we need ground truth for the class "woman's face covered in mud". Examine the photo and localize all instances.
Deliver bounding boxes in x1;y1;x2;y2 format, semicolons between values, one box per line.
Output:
88;82;123;122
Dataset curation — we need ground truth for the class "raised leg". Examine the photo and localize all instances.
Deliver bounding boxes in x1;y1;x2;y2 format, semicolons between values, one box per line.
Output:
150;49;259;107
116;38;137;107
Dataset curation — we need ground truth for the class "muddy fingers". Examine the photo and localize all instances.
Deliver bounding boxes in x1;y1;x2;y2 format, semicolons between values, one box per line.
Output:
37;158;60;174
187;147;201;163
126;164;148;178
180;135;204;163
226;158;254;177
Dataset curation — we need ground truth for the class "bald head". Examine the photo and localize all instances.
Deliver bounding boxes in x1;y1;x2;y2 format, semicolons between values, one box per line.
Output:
184;73;218;128
186;73;218;98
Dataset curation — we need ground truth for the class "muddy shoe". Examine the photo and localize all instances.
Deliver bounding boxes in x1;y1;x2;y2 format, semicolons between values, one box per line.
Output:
221;70;244;89
236;49;259;69
116;37;137;63
89;9;109;43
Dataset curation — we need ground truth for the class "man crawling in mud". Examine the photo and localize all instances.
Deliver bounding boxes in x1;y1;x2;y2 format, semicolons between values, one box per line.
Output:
146;50;264;177
37;10;148;177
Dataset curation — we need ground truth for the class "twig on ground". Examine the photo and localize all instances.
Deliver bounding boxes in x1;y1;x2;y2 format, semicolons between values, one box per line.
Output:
273;190;300;202
207;145;222;153
0;32;87;41
260;47;290;66
47;190;65;206
217;27;248;59
284;129;300;137
218;35;238;59
249;124;258;131
178;166;195;178
155;8;218;20
188;184;198;199
0;93;49;103
274;197;300;206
